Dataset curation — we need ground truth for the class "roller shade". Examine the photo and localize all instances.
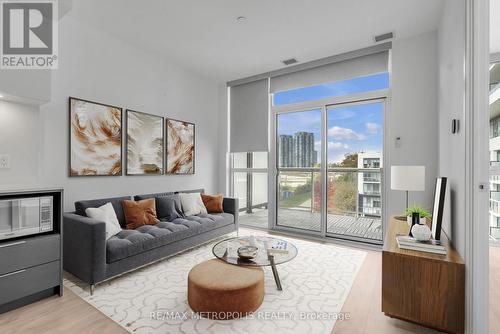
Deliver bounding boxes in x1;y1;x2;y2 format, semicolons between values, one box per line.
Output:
229;78;269;153
270;51;389;93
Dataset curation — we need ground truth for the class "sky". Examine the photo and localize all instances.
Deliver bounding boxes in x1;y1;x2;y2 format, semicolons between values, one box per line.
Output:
276;73;387;163
274;72;389;105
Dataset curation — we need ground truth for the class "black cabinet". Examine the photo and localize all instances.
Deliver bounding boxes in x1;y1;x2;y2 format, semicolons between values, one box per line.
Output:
0;188;63;314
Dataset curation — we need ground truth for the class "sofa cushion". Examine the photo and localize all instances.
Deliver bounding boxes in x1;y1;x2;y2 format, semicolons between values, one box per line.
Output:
201;194;224;213
106;212;234;263
123;198;159;229
134;191;174;201
85;202;122;240
135;192;184;218
171;213;234;234
156;197;181;221
75;196;132;228
180;193;207;216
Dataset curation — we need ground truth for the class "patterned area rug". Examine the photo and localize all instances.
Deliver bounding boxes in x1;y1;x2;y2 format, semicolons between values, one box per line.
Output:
64;229;366;334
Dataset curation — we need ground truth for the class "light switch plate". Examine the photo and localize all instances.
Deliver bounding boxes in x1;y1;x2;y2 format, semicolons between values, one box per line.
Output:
0;154;11;169
395;136;402;148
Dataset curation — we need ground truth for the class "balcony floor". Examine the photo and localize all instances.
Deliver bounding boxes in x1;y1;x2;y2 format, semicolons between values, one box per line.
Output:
240;208;383;241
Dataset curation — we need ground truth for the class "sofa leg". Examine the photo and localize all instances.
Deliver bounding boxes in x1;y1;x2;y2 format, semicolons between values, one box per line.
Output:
90;284;95;295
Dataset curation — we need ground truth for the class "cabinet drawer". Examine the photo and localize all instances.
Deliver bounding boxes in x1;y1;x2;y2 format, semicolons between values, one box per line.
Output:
0;234;60;275
0;260;60;305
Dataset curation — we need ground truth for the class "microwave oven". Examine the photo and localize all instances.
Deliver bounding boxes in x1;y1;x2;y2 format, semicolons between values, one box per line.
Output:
0;196;53;241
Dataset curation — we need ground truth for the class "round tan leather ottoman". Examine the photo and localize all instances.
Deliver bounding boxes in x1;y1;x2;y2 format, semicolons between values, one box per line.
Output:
188;259;264;319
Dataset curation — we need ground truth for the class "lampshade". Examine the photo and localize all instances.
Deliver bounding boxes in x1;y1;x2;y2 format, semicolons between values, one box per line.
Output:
391;166;426;191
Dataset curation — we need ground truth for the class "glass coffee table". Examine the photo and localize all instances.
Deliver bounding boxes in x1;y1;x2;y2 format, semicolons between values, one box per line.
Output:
212;236;298;291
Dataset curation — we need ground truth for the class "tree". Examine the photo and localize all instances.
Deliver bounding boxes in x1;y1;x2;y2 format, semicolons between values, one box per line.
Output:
331;177;357;214
313;152;359;213
329;152;358;168
313;172;357;214
294;181;312;195
340;153;358;167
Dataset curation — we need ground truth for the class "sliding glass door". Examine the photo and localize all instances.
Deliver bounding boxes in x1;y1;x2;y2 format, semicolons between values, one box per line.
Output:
276;109;322;232
273;99;385;245
326;100;384;243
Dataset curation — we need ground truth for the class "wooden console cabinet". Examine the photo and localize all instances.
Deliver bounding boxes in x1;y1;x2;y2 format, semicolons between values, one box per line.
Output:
382;217;464;334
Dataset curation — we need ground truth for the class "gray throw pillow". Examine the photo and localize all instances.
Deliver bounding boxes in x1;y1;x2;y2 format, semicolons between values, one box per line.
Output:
156;197;182;221
135;193;185;218
162;194;184;218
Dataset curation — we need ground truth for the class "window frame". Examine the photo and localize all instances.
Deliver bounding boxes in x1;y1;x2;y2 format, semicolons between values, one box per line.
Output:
269;89;389;245
272;72;390;107
229;152;269;218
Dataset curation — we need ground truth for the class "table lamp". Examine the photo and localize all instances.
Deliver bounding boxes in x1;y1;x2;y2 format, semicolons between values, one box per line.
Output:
391;165;426;210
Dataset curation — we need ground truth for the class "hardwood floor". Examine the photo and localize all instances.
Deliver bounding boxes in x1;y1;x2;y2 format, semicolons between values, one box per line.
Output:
2;242;495;334
0;287;125;334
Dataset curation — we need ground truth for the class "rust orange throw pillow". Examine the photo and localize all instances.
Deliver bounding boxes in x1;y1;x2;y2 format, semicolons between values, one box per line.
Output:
201;194;224;213
122;198;159;229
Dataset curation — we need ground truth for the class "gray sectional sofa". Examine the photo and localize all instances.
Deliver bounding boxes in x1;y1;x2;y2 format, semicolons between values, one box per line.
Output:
63;189;238;294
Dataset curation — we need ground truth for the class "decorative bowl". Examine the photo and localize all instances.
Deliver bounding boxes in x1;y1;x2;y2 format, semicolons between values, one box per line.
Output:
237;246;259;259
411;223;432;241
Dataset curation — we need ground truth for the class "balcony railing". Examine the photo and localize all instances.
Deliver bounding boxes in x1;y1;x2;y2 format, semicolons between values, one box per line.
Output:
277;167;382;219
491;191;500;202
363;176;381;182
363;190;381;196
362;207;381;215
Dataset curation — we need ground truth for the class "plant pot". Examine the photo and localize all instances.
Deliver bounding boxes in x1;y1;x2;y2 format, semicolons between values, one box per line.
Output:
407;216;427;226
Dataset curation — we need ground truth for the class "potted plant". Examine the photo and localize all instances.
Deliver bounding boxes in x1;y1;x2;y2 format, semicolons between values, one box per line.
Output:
405;206;431;226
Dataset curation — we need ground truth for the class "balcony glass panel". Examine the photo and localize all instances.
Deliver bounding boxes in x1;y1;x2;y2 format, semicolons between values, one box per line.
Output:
277;170;321;232
233;172;247;210
252;152;268;169
232;151;269;229
326;170;382;241
233;153;247;169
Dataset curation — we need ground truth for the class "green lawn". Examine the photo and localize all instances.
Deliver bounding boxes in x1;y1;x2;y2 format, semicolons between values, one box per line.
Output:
279;191;311;208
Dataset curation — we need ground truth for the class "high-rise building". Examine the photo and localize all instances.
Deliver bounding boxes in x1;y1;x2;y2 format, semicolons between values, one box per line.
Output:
490;62;500;239
278;135;294;167
490;114;500;237
278;132;317;167
358;152;383;217
294;132;315;167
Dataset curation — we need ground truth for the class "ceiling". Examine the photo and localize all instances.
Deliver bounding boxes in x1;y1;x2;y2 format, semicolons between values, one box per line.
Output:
66;0;445;83
492;0;500;54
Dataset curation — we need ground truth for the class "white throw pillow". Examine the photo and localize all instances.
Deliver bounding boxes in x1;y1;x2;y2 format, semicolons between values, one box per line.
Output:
180;193;208;216
85;202;122;240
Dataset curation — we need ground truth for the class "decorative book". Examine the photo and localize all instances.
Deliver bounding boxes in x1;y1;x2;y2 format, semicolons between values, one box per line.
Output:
263;239;290;255
396;235;447;255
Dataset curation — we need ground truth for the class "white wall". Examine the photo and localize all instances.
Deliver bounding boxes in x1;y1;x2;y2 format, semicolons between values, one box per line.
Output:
437;0;466;256
0;101;41;187
37;14;220;211
387;31;439;217
0;71;51;104
217;84;230;196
